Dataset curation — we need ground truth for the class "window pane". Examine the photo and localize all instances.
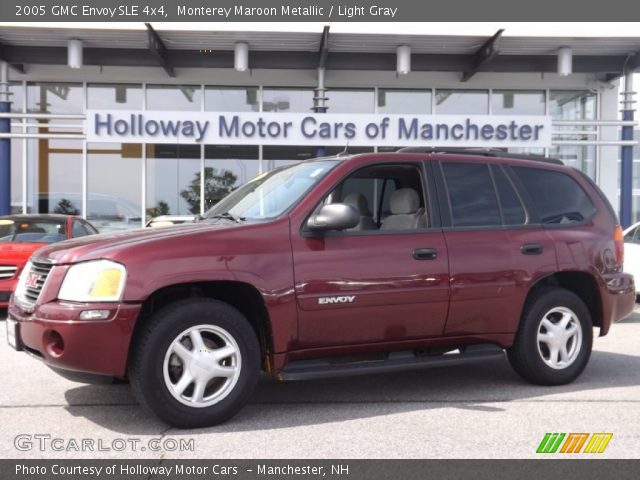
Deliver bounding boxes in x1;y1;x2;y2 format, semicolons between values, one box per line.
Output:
10;81;23;112
27;138;83;215
512;167;596;224
88;142;143;232
492;90;545;115
549;145;596;179
492;166;526;225
9;82;23;212
549;91;596;120
263;88;313;113
88;83;143;110
263;145;315;171
146;85;202;111
27;82;83;114
146;144;200;217
442;162;501;227
435;89;489;114
205;87;259;112
327;89;374;113
378;89;431;114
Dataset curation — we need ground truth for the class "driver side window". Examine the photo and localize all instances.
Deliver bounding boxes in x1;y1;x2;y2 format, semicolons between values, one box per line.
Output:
320;163;428;232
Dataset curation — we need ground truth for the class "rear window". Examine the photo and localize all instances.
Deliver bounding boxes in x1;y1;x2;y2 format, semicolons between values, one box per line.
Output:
512;167;596;224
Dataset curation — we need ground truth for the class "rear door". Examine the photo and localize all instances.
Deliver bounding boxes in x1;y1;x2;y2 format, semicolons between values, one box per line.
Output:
291;159;450;350
436;160;557;336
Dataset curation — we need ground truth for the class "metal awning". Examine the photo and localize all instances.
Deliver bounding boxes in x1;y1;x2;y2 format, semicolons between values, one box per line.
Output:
0;25;639;77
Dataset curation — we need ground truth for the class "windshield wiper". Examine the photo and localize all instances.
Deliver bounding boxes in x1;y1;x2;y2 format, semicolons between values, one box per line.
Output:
206;212;246;223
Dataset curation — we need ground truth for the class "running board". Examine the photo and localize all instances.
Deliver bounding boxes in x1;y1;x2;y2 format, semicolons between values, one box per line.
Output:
279;344;505;381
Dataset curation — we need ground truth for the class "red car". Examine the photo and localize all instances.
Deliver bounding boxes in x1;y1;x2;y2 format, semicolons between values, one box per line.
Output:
7;151;636;428
0;214;98;307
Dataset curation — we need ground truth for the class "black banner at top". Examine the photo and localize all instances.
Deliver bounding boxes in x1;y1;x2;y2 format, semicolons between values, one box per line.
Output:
2;0;640;21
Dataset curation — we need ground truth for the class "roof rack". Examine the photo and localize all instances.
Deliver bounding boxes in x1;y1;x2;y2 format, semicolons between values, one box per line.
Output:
396;147;564;165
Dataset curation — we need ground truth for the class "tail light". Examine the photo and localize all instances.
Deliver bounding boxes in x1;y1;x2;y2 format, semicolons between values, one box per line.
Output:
614;225;624;265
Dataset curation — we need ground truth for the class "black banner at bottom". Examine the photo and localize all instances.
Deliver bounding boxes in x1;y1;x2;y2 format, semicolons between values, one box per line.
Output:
2;459;639;480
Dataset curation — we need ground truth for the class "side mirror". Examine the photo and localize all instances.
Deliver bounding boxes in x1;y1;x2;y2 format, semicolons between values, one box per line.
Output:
307;203;360;232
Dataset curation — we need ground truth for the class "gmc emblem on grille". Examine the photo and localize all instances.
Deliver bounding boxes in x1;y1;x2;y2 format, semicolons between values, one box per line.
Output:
25;273;41;289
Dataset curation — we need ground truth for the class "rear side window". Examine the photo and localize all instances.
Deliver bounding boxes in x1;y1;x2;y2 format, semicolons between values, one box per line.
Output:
441;162;501;227
512;167;596;224
492;166;527;225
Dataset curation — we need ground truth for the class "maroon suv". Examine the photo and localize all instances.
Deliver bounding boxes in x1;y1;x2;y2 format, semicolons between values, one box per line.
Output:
6;150;635;428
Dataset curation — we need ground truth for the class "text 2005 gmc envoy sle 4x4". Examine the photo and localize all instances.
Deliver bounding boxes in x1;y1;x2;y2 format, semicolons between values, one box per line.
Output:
7;149;635;428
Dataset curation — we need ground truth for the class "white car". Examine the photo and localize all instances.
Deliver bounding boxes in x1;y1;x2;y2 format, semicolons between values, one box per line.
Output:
145;215;197;228
623;222;640;295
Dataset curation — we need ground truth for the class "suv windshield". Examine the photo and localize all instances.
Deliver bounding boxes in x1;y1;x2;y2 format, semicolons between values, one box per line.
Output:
203;160;339;221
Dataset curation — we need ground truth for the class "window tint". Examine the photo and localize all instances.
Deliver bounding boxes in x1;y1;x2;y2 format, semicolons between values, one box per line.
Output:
442;163;501;227
512;167;596;224
492;166;527;225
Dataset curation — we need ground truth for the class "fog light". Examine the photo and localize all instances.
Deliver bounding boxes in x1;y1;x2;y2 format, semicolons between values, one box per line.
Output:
44;330;64;357
79;310;110;321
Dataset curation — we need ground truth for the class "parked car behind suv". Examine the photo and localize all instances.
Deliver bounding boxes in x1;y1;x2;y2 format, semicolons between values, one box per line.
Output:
0;214;99;307
7;150;635;428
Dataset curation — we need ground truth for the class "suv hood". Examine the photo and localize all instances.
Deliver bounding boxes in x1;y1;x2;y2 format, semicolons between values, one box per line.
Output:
34;221;248;265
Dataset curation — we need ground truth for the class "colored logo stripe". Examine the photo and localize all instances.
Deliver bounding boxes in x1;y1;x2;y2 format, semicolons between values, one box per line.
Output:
583;433;613;454
537;433;613;454
537;433;566;453
560;433;589;453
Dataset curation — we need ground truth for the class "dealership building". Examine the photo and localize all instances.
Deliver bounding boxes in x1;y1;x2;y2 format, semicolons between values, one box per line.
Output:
0;24;638;231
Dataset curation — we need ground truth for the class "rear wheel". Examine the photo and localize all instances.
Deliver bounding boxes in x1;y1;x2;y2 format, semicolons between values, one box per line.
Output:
508;287;592;385
129;298;260;428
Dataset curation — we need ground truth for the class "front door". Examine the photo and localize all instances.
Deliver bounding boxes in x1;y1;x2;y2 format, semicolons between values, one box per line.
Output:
291;161;450;350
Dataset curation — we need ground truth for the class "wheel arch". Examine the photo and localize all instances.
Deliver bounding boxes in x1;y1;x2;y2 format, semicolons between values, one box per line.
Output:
128;281;274;372
525;271;602;332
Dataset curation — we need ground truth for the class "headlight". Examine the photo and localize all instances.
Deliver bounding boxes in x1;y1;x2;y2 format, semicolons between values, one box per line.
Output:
58;260;127;302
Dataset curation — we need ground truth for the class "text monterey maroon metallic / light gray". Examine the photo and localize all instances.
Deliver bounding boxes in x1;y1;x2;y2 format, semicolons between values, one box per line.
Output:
6;150;635;427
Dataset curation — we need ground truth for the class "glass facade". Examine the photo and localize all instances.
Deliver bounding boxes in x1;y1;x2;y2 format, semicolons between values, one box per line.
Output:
492;90;545;115
6;83;615;230
378;89;431;114
435;89;489;114
205;87;259;112
262;88;313;113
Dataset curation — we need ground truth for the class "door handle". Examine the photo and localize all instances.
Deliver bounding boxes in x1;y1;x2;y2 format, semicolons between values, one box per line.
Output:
521;243;544;255
413;248;437;260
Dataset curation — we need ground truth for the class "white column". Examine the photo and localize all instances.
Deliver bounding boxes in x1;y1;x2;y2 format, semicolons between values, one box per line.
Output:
598;83;621;214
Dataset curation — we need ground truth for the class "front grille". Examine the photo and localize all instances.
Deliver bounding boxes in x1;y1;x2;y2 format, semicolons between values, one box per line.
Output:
24;260;53;305
0;265;18;280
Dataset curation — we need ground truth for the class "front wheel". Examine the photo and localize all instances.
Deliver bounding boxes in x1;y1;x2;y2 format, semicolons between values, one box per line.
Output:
508;287;593;385
129;298;260;428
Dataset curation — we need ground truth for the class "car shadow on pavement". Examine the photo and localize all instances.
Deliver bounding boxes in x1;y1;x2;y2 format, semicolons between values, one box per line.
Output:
63;349;640;435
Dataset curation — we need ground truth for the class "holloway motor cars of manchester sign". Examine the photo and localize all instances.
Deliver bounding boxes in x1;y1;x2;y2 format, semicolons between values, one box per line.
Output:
86;110;552;148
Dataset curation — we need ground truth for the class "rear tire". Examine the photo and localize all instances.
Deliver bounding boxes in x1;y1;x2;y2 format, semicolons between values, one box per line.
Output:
508;287;592;385
129;298;260;428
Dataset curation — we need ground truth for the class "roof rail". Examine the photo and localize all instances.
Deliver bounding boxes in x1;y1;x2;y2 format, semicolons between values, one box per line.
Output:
396;147;564;165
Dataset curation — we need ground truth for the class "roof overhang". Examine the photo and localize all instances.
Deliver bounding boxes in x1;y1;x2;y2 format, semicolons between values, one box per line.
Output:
0;25;638;78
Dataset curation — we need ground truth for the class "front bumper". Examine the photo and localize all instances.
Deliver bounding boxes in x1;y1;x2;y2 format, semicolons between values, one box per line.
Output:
7;300;141;377
600;271;636;335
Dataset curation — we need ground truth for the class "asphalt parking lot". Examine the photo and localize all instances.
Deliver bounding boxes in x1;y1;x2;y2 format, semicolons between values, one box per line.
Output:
0;307;638;459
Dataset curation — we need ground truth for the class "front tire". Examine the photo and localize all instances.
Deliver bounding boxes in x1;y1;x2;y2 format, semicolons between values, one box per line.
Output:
508;287;592;385
129;298;260;428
